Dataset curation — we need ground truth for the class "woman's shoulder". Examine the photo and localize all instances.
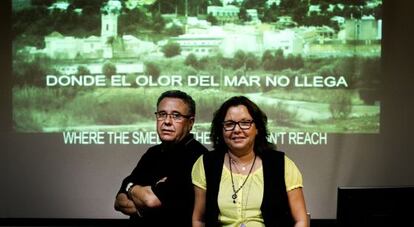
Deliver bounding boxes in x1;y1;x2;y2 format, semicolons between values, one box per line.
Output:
202;149;226;158
260;148;286;158
263;150;296;165
201;149;226;170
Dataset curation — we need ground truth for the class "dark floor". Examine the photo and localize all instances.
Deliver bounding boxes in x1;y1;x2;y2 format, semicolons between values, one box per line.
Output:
0;218;337;227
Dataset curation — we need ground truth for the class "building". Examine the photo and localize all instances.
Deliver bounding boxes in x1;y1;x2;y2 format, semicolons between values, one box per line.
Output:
54;62;144;75
220;25;262;57
343;16;381;43
170;33;223;57
263;29;304;55
101;0;121;38
275;16;297;28
221;0;243;5
41;0;156;60
246;9;261;24
207;5;240;23
43;31;108;59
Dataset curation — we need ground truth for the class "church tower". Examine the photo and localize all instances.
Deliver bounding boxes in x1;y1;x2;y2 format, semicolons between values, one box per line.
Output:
101;0;121;38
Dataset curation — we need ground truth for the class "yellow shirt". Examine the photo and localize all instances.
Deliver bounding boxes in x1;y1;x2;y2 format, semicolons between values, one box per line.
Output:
192;155;303;227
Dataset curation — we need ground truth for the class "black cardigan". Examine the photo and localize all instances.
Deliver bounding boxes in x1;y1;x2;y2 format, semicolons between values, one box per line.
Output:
202;149;294;227
118;134;208;227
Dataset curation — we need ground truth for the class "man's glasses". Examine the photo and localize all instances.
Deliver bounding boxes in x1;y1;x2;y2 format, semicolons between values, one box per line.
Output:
154;111;192;122
223;120;254;131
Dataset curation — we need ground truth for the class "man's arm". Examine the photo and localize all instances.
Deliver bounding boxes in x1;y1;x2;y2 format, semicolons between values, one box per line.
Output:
114;184;162;216
114;149;163;216
128;185;162;209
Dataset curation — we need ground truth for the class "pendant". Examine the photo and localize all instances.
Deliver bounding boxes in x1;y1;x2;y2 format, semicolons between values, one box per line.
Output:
232;193;237;203
240;223;246;227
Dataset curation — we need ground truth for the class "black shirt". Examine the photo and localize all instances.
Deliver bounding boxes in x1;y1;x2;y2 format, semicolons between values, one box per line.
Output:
118;134;208;226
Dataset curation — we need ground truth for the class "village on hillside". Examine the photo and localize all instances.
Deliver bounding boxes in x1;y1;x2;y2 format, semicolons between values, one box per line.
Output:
12;0;381;134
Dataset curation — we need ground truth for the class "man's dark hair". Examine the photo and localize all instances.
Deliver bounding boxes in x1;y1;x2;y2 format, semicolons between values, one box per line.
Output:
157;90;196;116
210;96;275;154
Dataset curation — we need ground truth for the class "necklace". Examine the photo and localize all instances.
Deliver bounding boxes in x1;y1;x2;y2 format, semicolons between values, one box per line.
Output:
229;153;251;171
228;152;256;204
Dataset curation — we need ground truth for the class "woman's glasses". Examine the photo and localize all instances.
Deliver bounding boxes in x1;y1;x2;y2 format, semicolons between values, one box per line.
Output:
223;120;254;131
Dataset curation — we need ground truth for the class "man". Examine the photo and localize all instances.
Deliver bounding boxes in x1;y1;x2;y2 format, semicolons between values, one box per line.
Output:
114;90;208;226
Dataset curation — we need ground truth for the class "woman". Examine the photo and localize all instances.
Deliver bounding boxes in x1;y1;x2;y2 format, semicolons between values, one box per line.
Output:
192;96;308;227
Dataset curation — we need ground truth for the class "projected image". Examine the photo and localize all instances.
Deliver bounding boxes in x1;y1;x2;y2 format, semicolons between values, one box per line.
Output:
12;0;381;135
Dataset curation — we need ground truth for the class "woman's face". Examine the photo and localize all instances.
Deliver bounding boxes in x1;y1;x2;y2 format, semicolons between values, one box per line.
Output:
222;105;258;154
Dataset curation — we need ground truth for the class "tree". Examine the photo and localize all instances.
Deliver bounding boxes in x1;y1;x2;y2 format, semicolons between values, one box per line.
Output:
318;65;335;79
151;12;165;33
345;0;365;6
304;13;329;27
166;24;184;36
343;6;362;19
155;0;178;14
242;0;266;21
360;58;380;84
162;41;181;58
119;8;148;34
292;4;308;25
31;0;54;7
245;53;258;70
243;0;266;8
206;13;219;25
71;0;104;15
263;59;274;71
279;0;301;15
210;0;223;6
70;0;105;10
238;7;251;23
185;53;198;68
358;58;380;104
373;5;382;19
13;56;53;87
329;90;352;119
214;53;232;68
320;2;329;12
198;0;209;14
79;14;100;36
145;62;160;77
77;65;90;76
273;49;286;71
261;50;274;63
263;3;279;22
12;7;49;42
232;50;247;69
198;57;209;70
333;57;358;88
274;49;284;58
102;62;116;79
285;54;304;70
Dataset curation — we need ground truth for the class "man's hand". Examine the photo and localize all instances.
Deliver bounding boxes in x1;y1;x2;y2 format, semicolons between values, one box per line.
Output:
114;193;137;215
114;183;164;217
129;185;162;209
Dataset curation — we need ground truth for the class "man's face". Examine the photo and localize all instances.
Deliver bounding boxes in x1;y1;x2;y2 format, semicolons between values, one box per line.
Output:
156;97;194;143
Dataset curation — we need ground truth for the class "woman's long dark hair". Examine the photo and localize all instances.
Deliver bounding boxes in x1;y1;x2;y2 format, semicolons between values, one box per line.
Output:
210;96;275;155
